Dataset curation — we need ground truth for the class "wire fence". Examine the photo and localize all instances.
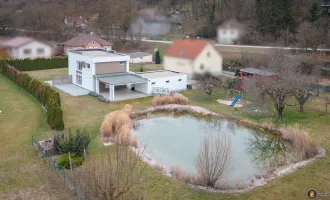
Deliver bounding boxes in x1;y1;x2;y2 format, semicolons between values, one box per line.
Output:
32;135;88;200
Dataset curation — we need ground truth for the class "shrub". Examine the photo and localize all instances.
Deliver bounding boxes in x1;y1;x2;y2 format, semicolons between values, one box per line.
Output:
88;91;98;97
58;153;84;169
152;93;189;107
155;50;161;64
7;57;68;71
100;105;135;145
170;166;196;184
57;129;91;156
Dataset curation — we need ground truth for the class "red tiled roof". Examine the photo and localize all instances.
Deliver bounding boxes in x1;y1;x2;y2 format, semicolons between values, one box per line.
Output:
63;34;112;47
164;39;211;60
1;36;34;48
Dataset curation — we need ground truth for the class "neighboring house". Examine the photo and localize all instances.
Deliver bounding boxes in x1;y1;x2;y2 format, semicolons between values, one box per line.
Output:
127;52;153;63
68;49;187;101
64;16;88;28
235;68;277;91
0;36;52;59
217;18;244;45
163;39;223;78
62;34;112;55
321;0;330;15
129;8;174;37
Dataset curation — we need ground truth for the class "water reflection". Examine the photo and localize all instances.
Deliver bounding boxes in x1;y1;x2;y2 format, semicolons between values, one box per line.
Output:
246;131;292;169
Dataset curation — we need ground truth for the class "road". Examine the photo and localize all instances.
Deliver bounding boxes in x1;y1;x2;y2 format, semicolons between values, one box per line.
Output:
142;39;330;52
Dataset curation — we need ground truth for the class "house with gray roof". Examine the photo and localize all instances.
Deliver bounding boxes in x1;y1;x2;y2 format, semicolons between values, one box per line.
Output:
0;36;52;59
66;49;187;101
127;52;153;63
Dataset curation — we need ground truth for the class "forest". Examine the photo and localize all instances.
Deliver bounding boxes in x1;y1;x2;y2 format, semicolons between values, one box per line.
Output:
0;0;329;48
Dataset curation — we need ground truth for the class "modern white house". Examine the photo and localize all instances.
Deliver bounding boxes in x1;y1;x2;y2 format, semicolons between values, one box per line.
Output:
127;52;153;63
68;49;187;101
0;36;52;59
163;39;223;78
217;18;244;45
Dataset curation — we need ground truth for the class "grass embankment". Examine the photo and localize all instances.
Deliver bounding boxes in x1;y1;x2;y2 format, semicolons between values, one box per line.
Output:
22;69;330;199
0;74;73;199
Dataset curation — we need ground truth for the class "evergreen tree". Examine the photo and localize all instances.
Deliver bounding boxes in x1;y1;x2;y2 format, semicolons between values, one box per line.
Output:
209;0;216;24
155;50;161;64
309;0;322;23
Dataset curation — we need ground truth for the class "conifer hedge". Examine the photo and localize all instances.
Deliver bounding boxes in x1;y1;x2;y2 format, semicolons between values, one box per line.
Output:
7;57;68;71
0;59;64;130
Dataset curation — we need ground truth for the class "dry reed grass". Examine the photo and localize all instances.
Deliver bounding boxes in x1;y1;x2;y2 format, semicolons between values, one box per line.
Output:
100;104;137;146
280;124;320;161
169;166;196;184
152;93;189;107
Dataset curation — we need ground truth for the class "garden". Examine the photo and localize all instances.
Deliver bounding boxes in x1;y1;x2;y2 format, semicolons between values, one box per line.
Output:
1;53;330;199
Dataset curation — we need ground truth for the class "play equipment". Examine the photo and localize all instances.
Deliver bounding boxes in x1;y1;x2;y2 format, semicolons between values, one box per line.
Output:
226;89;245;106
230;95;241;107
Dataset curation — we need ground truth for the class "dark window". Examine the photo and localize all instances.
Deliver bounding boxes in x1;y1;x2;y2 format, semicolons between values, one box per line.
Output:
166;80;170;83
76;75;82;85
37;48;44;54
23;49;31;55
86;63;90;69
178;79;182;81
200;64;204;70
77;61;83;70
151;82;156;85
120;61;125;65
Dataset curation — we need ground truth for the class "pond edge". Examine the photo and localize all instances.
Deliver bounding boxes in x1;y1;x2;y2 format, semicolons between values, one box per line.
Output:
130;104;326;193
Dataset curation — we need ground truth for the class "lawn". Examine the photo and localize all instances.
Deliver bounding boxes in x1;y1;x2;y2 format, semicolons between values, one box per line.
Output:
22;68;330;199
130;63;164;72
0;74;73;199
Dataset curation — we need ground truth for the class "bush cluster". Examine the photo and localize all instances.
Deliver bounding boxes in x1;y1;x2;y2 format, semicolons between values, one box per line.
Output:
58;153;84;169
152;93;189;107
7;57;68;71
55;129;91;156
0;60;64;130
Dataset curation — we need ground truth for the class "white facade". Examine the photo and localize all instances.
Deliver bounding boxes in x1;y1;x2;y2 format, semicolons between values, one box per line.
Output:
7;41;52;59
129;55;153;63
135;71;187;94
164;44;222;76
68;50;130;91
217;28;240;45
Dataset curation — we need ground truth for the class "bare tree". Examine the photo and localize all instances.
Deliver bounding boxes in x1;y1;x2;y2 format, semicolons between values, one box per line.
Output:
74;145;145;200
324;95;330;113
195;133;232;188
245;51;299;121
193;72;222;100
292;75;319;112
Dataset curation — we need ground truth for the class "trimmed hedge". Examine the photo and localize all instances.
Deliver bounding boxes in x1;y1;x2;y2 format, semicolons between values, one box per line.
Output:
0;59;64;130
7;57;68;71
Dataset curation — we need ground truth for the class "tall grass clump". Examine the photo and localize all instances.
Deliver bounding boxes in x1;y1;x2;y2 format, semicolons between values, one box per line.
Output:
100;104;137;146
280;124;320;161
152;93;188;107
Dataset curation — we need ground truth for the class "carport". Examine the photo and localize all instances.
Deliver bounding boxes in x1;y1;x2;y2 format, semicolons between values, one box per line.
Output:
95;73;148;101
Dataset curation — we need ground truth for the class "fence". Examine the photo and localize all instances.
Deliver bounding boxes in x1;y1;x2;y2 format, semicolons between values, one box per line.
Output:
32;135;87;200
52;75;72;85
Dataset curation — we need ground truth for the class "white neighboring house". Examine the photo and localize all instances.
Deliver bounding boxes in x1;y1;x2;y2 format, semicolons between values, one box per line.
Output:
163;39;223;79
127;52;153;63
0;36;52;59
217;18;244;45
68;49;187;101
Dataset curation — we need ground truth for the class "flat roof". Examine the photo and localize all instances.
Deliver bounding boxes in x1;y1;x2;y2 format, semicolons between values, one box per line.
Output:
96;72;148;85
127;52;152;58
241;68;275;77
69;49;126;58
136;70;184;78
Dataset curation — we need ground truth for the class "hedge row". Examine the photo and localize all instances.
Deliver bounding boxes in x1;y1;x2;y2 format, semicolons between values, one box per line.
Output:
7;57;68;71
0;60;64;130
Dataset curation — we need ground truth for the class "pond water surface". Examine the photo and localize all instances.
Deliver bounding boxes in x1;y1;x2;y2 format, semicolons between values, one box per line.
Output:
132;113;293;184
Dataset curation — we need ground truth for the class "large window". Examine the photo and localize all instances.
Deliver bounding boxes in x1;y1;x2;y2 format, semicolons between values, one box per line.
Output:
37;48;44;54
23;49;31;55
76;75;82;85
120;61;125;65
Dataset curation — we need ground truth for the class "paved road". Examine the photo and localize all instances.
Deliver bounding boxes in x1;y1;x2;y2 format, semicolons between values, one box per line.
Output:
142;39;330;52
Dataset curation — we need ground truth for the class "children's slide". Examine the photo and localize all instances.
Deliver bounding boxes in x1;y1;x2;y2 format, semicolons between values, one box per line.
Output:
230;95;241;107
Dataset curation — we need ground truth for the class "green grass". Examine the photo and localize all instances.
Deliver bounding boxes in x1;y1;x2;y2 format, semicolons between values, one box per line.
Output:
10;69;330;199
130;64;164;72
